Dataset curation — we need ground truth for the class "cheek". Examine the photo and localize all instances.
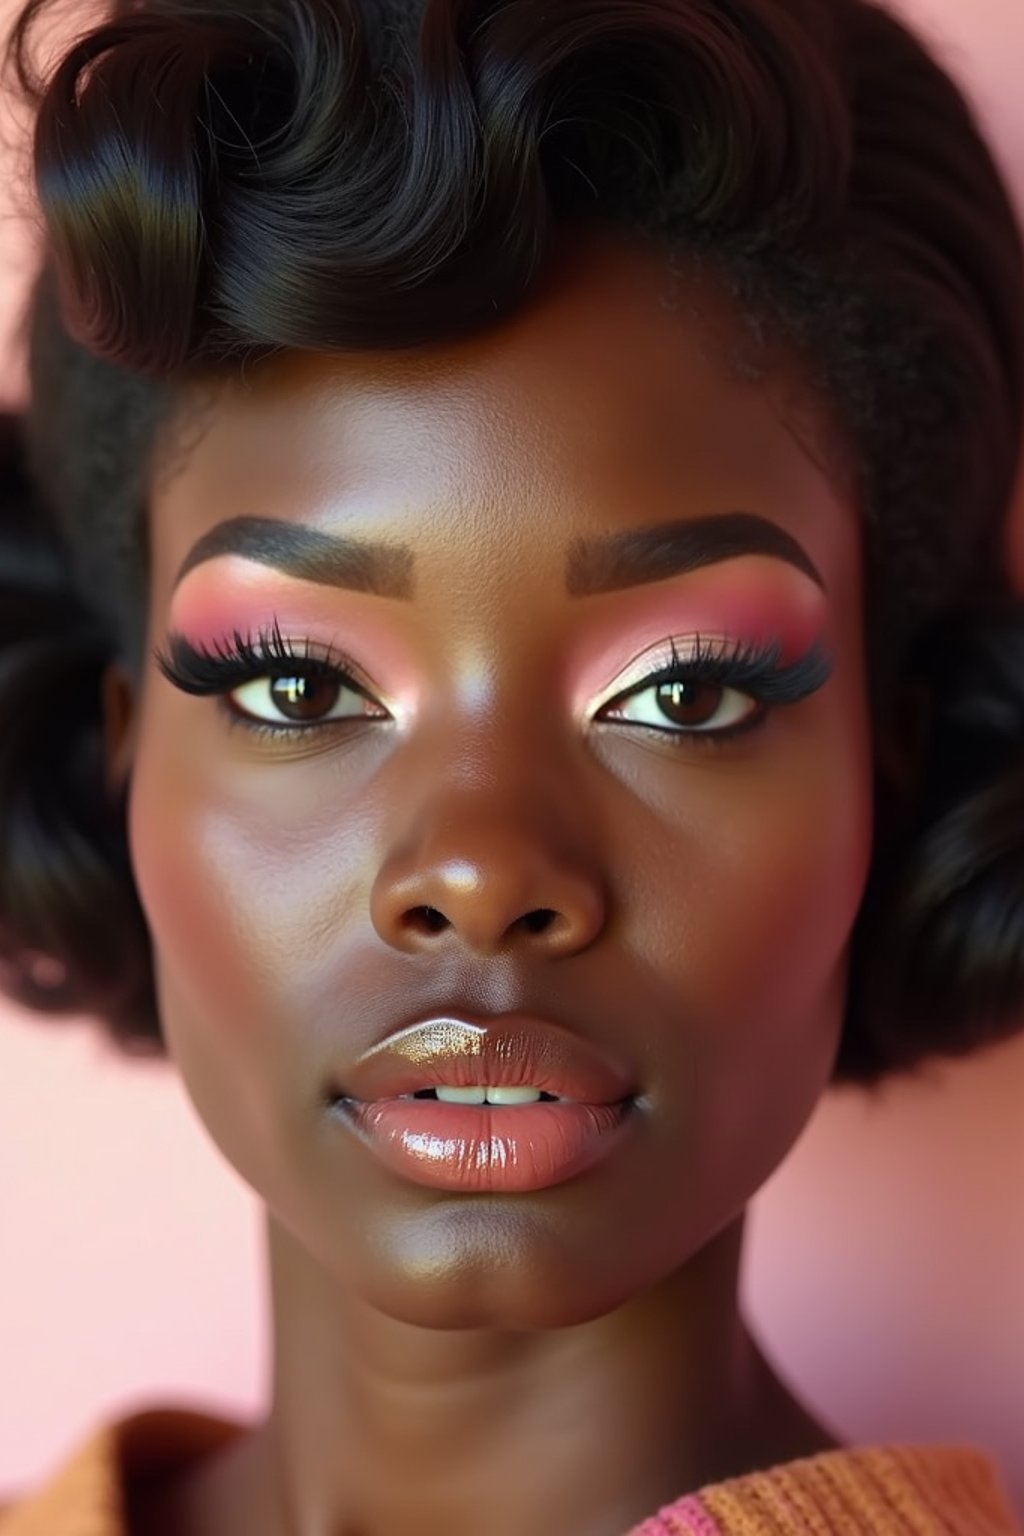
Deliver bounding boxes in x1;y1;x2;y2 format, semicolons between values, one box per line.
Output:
620;666;874;1106
706;740;872;1024
124;701;367;1135
642;704;872;1225
126;765;268;1154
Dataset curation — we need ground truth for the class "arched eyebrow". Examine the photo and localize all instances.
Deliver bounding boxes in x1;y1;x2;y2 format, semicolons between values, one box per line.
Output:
566;511;824;594
172;509;824;597
172;516;415;597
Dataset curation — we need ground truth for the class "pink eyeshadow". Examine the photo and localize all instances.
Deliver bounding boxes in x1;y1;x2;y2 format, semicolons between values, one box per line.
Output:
168;552;828;713
167;558;421;704
566;558;829;707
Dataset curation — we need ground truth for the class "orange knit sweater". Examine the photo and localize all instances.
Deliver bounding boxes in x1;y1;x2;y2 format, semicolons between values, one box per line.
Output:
0;1406;1019;1534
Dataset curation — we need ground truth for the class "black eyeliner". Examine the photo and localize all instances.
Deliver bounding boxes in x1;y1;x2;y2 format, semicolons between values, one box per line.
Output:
634;634;835;705
152;622;834;746
154;617;375;701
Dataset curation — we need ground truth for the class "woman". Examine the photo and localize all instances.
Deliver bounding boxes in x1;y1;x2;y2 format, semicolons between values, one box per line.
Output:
0;0;1022;1531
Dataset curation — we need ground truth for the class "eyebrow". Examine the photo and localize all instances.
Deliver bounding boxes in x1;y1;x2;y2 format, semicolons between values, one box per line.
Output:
172;517;415;598
566;511;824;594
172;510;824;598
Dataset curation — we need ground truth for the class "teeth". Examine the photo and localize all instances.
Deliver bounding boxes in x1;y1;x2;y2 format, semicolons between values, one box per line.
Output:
433;1086;548;1105
434;1086;487;1104
485;1086;546;1105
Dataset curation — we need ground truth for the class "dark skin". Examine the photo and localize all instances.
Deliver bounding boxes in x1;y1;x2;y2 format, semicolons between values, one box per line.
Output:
103;228;867;1536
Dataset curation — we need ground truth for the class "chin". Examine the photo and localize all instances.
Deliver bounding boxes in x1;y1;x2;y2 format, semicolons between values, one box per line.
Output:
352;1197;648;1331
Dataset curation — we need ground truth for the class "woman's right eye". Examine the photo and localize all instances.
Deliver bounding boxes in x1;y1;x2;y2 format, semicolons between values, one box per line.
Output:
153;628;392;742
229;668;388;729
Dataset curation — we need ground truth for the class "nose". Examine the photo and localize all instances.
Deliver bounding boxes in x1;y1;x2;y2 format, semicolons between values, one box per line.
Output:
369;764;608;959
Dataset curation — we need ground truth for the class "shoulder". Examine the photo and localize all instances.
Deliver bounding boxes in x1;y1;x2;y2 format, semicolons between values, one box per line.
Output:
0;1406;246;1536
635;1443;1022;1536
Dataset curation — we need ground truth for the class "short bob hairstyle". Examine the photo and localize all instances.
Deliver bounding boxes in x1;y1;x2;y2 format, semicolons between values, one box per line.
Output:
0;0;1023;1087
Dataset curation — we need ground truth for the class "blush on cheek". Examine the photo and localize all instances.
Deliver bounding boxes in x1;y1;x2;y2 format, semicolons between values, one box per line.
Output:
127;746;269;1037
707;717;873;1030
567;558;828;706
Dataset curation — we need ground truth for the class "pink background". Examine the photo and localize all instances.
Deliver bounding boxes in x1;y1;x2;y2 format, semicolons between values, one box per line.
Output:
1;0;1023;1514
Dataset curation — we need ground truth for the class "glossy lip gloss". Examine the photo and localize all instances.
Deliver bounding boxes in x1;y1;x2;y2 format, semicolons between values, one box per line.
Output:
332;1096;635;1194
329;1014;638;1194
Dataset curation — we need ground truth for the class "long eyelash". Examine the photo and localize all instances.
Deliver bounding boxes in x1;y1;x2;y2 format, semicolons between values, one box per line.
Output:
642;633;834;704
152;623;834;747
600;633;834;751
153;617;374;726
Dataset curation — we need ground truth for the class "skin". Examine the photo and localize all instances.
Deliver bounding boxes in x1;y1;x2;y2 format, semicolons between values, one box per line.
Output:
102;227;873;1536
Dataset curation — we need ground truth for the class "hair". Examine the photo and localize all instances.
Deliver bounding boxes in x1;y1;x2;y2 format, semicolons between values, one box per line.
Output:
0;0;1022;1086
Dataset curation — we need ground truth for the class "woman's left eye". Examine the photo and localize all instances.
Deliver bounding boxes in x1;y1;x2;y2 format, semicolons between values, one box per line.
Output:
596;677;759;736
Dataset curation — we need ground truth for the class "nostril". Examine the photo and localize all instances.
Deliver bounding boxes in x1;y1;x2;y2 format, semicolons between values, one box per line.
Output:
398;905;563;943
405;905;449;935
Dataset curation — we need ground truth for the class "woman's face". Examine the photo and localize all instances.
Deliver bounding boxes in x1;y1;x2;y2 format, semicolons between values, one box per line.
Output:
116;229;873;1328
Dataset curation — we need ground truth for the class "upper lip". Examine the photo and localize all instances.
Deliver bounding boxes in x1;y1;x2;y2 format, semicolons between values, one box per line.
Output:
333;1013;636;1104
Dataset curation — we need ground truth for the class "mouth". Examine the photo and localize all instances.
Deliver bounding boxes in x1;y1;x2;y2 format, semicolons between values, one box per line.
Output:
400;1086;567;1102
331;1012;636;1106
329;1092;637;1194
327;1011;639;1194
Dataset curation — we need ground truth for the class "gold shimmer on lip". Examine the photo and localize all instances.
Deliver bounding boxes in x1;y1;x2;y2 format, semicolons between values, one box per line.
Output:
362;1020;487;1066
171;511;824;598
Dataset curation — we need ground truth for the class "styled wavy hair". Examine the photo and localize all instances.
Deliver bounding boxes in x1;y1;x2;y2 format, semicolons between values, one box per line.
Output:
0;0;1022;1086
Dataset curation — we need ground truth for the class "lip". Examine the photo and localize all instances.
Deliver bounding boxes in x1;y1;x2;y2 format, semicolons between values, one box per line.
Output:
331;1096;635;1193
330;1013;637;1105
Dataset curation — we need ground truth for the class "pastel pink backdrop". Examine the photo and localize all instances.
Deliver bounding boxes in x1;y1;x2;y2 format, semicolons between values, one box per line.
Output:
1;0;1023;1513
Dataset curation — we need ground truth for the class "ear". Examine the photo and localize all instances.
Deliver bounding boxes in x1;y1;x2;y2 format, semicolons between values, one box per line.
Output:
101;660;139;797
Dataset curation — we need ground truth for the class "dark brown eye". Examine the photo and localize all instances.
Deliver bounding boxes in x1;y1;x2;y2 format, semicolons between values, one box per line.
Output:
230;670;384;728
599;676;758;735
267;675;344;723
653;680;723;729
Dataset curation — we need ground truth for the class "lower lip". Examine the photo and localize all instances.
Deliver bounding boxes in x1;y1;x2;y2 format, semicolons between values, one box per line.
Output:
332;1097;635;1193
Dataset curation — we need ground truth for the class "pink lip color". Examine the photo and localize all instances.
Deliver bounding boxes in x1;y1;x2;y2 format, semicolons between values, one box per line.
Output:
330;1013;637;1193
333;1097;634;1194
336;1014;635;1103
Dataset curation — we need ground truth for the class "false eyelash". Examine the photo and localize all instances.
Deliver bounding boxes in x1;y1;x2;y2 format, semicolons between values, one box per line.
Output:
153;618;381;745
592;633;834;749
152;621;835;746
633;633;834;705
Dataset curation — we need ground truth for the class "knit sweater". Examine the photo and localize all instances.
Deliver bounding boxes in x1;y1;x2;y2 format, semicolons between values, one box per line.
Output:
0;1407;1020;1535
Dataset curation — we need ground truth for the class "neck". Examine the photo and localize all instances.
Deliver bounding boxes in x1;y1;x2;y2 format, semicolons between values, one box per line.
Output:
148;1209;840;1536
219;1210;818;1536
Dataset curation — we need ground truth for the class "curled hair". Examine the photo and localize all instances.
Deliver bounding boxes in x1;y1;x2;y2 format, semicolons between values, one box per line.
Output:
0;0;1022;1082
0;412;157;1047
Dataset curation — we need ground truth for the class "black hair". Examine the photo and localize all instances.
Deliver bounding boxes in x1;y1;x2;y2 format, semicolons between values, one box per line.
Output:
0;0;1022;1084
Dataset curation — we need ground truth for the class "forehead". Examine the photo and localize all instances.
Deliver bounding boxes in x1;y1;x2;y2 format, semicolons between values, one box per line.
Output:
152;228;856;578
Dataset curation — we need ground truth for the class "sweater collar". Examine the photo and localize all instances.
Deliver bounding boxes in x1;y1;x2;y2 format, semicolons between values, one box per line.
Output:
1;1407;1016;1536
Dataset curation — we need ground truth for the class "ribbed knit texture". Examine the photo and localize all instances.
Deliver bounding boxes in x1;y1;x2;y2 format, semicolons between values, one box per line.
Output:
632;1444;1022;1534
0;1409;1020;1534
